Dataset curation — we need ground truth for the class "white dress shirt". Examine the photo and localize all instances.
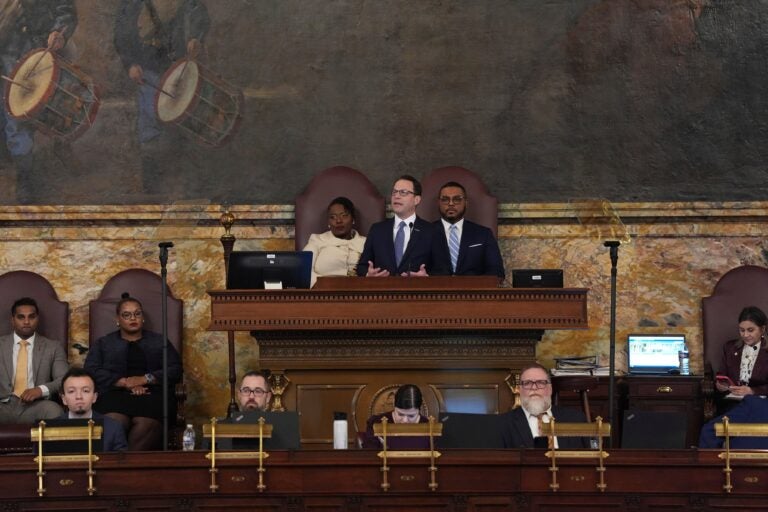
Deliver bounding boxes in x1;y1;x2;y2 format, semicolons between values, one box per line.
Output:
393;213;417;252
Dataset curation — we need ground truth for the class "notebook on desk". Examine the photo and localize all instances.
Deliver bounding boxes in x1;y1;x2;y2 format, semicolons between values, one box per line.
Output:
627;334;686;375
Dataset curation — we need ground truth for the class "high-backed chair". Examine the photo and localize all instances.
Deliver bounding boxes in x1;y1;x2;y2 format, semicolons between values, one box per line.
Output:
702;265;768;418
0;270;69;347
88;269;185;429
0;271;69;453
294;166;386;250
417;166;499;237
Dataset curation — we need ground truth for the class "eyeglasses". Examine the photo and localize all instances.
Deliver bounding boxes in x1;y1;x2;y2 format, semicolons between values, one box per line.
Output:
520;379;551;390
120;310;143;319
439;195;465;205
239;387;268;396
391;189;415;197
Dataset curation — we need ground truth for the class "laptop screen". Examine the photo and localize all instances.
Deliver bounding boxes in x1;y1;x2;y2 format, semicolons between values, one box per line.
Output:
627;334;686;374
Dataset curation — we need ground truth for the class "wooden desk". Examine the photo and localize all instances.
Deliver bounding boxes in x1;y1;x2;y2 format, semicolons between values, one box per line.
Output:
554;375;704;448
209;278;588;446
1;449;766;510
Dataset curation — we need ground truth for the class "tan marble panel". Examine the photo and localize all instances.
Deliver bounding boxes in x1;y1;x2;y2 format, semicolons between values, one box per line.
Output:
1;201;766;424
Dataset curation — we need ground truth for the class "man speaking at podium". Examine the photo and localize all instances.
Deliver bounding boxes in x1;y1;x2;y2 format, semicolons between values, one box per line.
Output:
357;175;434;277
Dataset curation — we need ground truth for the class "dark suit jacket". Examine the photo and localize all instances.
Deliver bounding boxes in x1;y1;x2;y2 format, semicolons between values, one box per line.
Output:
718;339;768;396
84;330;182;395
356;217;435;275
699;395;768;449
430;219;505;278
500;406;591;449
57;411;128;452
0;333;69;399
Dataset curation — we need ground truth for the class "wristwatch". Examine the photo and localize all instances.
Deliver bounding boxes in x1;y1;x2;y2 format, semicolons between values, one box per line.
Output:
145;373;156;385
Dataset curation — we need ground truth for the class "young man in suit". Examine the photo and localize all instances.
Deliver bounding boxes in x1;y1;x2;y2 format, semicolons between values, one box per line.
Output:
501;363;590;449
430;181;505;280
0;297;69;424
356;175;435;277
59;367;127;452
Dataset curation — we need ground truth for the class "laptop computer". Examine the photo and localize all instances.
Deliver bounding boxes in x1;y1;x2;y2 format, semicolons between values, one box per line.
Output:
627;334;686;375
221;411;301;450
437;412;505;449
512;269;564;288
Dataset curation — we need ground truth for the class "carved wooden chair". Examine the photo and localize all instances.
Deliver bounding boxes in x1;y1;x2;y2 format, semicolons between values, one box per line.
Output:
294;166;386;250
0;270;69;453
417;166;499;237
702;265;768;418
88;268;185;446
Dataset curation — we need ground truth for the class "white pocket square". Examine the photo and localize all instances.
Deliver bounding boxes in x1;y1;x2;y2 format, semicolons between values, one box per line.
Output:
468;243;483;248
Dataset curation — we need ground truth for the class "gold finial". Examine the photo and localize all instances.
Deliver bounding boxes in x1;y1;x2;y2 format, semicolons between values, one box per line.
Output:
220;207;235;239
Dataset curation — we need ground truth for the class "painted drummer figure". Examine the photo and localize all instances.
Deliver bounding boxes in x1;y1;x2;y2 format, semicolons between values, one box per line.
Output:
114;0;210;194
0;1;76;202
115;0;209;145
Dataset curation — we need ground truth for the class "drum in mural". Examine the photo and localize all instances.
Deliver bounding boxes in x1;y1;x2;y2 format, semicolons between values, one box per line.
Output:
155;58;243;147
4;48;100;140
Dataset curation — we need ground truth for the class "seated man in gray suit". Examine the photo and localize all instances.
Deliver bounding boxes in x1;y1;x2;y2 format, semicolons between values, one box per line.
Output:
0;297;69;423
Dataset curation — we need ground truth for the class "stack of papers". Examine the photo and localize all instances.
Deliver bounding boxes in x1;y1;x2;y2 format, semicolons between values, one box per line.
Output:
551;355;618;376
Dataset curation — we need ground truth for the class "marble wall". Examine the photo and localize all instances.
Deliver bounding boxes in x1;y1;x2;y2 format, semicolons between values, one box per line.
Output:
1;200;766;424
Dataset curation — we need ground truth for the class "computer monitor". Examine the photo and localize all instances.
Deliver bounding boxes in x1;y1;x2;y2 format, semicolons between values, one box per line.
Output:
512;269;564;288
226;251;312;290
627;334;686;375
216;411;301;451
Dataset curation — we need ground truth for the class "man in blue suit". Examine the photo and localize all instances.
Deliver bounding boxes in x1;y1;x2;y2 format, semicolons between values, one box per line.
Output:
357;175;435;277
59;367;127;452
430;182;505;280
699;395;768;449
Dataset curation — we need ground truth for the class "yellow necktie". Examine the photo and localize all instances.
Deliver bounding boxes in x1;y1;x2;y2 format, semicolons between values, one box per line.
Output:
13;340;29;397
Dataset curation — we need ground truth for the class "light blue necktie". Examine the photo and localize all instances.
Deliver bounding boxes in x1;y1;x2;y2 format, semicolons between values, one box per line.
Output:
394;220;406;267
449;224;460;272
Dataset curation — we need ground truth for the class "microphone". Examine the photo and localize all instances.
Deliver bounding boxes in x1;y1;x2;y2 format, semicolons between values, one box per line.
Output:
158;241;174;249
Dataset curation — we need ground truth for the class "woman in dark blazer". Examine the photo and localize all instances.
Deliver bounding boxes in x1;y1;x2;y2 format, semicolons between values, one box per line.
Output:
84;293;181;450
716;306;768;413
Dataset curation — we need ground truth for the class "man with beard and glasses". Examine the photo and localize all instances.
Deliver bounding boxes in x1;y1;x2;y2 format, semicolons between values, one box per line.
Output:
59;367;127;452
501;363;590;449
237;370;272;412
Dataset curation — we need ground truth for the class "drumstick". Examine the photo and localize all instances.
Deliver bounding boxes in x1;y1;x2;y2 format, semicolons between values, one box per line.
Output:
0;75;32;91
25;25;68;79
143;79;176;99
24;49;49;79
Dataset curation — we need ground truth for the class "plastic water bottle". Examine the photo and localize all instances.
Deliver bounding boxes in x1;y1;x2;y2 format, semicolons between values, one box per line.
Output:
333;412;348;449
182;424;195;451
678;345;690;376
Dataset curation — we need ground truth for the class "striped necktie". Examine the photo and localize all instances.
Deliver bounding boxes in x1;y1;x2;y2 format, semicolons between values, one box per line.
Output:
449;224;460;272
394;220;406;267
13;340;29;397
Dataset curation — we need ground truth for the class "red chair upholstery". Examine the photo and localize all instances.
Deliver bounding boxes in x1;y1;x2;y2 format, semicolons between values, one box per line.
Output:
294;166;385;250
417;166;499;237
88;268;185;434
0;270;69;346
701;265;768;417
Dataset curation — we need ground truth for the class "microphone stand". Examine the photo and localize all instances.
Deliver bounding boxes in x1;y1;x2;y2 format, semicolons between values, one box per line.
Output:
158;241;174;450
604;240;620;448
